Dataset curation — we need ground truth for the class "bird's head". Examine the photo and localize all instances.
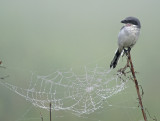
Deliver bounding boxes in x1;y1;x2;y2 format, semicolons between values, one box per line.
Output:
121;17;141;29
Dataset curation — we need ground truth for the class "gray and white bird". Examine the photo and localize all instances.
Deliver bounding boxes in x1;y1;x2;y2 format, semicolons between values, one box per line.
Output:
110;16;141;68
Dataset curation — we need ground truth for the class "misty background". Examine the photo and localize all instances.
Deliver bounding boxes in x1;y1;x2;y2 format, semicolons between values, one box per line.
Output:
0;0;160;121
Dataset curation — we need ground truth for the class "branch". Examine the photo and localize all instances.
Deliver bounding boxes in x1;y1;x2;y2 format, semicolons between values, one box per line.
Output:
118;50;148;121
127;51;147;121
50;102;52;121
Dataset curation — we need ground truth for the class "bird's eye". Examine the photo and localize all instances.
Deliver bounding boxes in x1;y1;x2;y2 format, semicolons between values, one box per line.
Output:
133;21;137;25
128;20;137;25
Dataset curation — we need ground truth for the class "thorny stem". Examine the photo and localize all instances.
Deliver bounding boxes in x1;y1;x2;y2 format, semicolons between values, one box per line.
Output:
118;58;130;76
50;102;52;121
128;51;147;121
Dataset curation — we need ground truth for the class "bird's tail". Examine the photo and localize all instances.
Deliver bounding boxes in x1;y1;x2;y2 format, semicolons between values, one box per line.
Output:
110;49;122;68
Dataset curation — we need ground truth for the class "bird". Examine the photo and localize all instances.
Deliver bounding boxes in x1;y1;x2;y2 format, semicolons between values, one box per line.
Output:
110;16;141;68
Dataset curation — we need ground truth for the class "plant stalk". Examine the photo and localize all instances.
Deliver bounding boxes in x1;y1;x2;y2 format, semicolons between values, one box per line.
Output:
128;51;147;121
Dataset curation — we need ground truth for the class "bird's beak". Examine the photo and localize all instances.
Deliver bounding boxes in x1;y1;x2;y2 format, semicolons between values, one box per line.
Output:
121;20;126;23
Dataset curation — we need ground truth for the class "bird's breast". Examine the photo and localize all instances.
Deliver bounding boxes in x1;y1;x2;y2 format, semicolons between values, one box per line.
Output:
118;26;140;49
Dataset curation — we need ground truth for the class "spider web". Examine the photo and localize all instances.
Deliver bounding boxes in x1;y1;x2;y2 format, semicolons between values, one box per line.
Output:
0;65;127;115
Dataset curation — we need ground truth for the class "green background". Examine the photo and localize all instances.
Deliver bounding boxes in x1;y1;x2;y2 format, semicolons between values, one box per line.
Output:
0;0;160;121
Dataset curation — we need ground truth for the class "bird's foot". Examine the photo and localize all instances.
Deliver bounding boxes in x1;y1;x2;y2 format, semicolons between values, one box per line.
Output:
122;49;128;57
122;47;131;57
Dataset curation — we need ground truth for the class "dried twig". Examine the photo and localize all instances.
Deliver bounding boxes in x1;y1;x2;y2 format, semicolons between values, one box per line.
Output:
127;50;147;121
118;57;130;76
145;108;157;121
139;85;144;98
50;102;52;121
118;50;149;121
